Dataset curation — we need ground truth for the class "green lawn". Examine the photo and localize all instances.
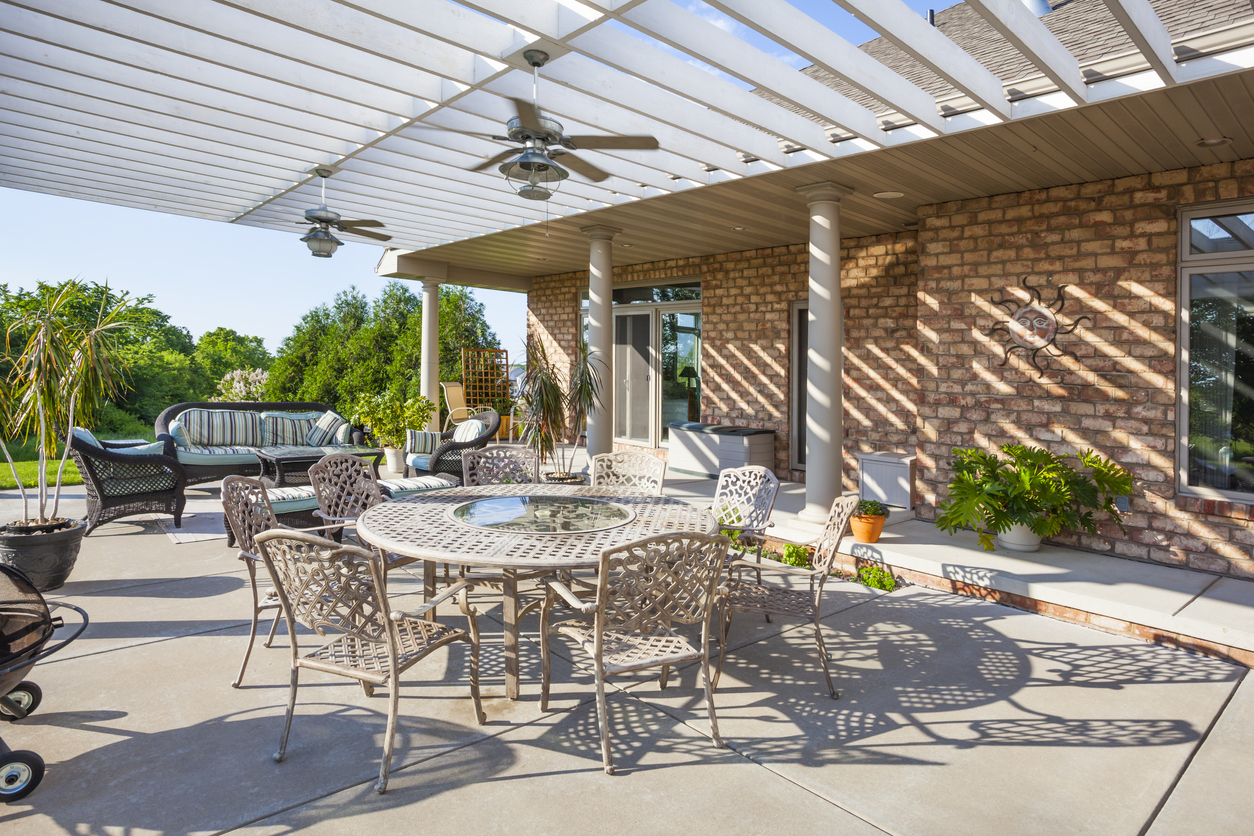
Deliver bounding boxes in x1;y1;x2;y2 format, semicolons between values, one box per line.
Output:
2;433;156;491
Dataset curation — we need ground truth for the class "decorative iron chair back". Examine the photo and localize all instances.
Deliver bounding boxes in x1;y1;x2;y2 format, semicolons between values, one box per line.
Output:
597;533;731;632
811;494;861;577
308;454;386;522
590;451;667;495
710;466;779;530
463;446;540;486
254;530;389;643
221;476;281;556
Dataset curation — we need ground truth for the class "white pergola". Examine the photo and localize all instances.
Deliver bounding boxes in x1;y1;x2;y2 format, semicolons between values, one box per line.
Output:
3;0;1253;519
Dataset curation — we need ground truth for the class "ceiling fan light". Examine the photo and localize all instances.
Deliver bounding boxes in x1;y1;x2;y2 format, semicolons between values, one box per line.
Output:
499;149;568;183
517;184;553;201
301;226;342;257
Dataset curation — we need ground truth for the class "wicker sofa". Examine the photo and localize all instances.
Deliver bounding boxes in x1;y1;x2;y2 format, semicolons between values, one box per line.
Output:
154;401;368;485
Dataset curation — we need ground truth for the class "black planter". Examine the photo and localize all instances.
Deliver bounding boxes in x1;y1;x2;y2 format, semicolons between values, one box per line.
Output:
0;519;88;591
543;472;587;485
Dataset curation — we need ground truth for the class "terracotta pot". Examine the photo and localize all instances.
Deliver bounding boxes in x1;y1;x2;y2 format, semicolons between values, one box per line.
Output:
997;523;1041;552
0;518;87;591
383;447;405;473
850;514;886;544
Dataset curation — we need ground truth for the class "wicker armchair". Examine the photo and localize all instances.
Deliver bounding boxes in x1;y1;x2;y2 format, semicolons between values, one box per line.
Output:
715;494;860;699
539;532;732;775
404;409;500;479
67;433;187;535
590;451;667;495
254;529;486;794
463;446;540;486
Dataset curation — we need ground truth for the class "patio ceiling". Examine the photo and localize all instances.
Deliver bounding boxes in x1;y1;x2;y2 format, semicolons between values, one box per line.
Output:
1;0;1253;280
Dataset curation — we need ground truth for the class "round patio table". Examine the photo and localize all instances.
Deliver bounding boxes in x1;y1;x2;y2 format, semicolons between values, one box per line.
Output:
355;483;715;699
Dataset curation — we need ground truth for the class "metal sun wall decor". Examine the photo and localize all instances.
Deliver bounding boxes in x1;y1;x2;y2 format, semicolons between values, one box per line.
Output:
982;275;1092;377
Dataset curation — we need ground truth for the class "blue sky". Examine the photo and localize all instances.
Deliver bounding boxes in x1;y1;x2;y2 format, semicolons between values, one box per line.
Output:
0;0;959;357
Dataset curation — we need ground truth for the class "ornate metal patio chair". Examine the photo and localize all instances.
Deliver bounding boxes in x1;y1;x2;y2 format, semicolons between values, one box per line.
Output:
308;453;424;576
254;529;486;794
539;532;731;775
590;451;667;496
709;465;779;580
462;446;540;486
221;475;334;688
714;493;860;699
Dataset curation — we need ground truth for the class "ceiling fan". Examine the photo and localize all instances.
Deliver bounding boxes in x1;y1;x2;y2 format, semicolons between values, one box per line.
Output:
296;168;391;258
462;50;660;200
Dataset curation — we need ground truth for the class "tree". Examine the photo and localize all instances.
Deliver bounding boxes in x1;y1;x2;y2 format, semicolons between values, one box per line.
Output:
194;327;271;383
265;282;499;413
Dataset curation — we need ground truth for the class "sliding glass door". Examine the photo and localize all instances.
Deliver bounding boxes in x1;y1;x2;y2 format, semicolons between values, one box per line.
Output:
614;312;653;444
611;307;701;447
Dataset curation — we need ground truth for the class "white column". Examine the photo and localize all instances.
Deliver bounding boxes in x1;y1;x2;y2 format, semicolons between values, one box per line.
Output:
582;224;621;457
797;183;854;523
420;279;441;432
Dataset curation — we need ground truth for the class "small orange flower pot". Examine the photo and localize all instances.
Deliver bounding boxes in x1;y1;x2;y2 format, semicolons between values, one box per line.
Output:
850;514;886;544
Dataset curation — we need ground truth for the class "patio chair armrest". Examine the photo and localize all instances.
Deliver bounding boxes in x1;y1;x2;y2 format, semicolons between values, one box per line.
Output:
313;510;359;524
728;558;817;578
390;580;476;619
540;576;597;613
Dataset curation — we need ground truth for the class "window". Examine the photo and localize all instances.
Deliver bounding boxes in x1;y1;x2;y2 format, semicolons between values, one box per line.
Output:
580;280;700;308
1180;202;1254;498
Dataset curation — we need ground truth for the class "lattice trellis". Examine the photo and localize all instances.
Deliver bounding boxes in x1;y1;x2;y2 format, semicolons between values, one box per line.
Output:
461;347;510;413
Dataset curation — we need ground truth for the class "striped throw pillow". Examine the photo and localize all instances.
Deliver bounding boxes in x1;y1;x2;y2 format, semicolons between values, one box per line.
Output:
305;411;347;447
334;422;353;445
263;414;317;447
406;429;442;454
452;419;486;443
180;409;263;447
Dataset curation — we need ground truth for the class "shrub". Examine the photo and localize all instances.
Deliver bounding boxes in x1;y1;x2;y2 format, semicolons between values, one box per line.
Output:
857;565;897;592
856;499;889;517
781;543;811;568
213;368;268;402
350;392;435;449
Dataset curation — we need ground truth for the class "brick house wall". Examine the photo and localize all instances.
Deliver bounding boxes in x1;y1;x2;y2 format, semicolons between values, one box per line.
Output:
915;159;1254;577
526;234;918;485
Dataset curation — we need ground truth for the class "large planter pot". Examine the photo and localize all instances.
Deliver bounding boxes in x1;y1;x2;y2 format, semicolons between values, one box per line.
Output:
544;472;586;485
997;523;1042;552
850;514;886;544
0;519;88;591
383;447;405;473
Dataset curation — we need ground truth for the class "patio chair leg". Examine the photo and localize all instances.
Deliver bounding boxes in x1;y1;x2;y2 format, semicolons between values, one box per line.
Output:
702;645;725;749
263;607;282;649
274;665;299;763
233;565;263;689
595;671;614;775
713;607;731;692
360;681;375;698
539;591;554;712
814;618;838;700
461;588;486;725
376;678;400;794
659;664;669;690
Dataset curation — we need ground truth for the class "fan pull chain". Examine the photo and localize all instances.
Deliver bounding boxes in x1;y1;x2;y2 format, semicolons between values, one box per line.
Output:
544;197;550;237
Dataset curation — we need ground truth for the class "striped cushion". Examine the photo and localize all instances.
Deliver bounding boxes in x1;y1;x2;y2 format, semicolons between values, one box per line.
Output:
181;409;263;447
305;411;347;447
266;485;320;513
452;419;486;443
406;429;442;455
175;445;261;466
334;422;352;445
262;411;320;447
379;474;458;497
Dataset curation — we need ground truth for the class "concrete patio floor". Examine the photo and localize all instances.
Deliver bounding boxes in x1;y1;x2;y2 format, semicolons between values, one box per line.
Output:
2;481;1253;834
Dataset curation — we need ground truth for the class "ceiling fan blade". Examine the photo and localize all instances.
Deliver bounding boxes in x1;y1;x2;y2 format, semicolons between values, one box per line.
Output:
468;149;523;172
511;97;543;133
341;227;392;242
339;219;384;228
565;135;660;150
559;152;610;183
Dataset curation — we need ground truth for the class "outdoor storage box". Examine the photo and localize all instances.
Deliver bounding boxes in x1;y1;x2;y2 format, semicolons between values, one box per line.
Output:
667;422;775;478
857;452;916;510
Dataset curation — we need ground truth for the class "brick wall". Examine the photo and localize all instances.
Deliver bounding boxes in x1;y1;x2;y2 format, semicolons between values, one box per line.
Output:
526;234;918;484
916;159;1254;577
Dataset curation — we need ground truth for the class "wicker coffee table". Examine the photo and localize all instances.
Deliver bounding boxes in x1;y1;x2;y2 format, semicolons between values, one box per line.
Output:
254;445;383;487
356;483;714;699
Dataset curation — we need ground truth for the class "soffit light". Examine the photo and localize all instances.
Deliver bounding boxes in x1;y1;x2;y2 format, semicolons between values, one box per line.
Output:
1195;137;1233;148
874;191;905;199
732;226;746;230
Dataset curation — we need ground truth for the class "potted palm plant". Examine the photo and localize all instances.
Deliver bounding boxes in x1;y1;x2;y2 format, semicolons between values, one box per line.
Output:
0;281;139;589
519;335;604;483
933;444;1132;552
349;392;435;472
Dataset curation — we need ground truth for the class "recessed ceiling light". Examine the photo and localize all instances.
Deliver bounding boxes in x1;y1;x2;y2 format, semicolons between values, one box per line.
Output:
732;226;746;231
874;191;905;199
535;257;548;261
621;243;634;248
1196;137;1233;148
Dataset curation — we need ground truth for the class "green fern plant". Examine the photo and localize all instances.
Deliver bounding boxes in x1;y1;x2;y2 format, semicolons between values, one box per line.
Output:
933;444;1132;551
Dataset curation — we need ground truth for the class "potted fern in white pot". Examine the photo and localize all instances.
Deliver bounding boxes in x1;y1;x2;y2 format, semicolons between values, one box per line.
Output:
0;281;139;589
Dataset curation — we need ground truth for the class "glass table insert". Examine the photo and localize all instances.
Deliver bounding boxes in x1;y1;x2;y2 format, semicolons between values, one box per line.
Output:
448;494;636;534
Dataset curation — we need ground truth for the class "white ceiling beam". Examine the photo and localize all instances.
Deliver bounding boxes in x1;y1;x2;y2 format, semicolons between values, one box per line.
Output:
1099;0;1179;86
0;179;226;221
704;0;945;134
0;160;255;214
592;0;885;146
0;169;244;216
833;0;1013;120
964;0;1086;106
378;251;534;293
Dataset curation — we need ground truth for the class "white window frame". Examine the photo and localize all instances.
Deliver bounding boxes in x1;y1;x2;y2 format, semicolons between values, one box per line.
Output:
1176;197;1254;501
